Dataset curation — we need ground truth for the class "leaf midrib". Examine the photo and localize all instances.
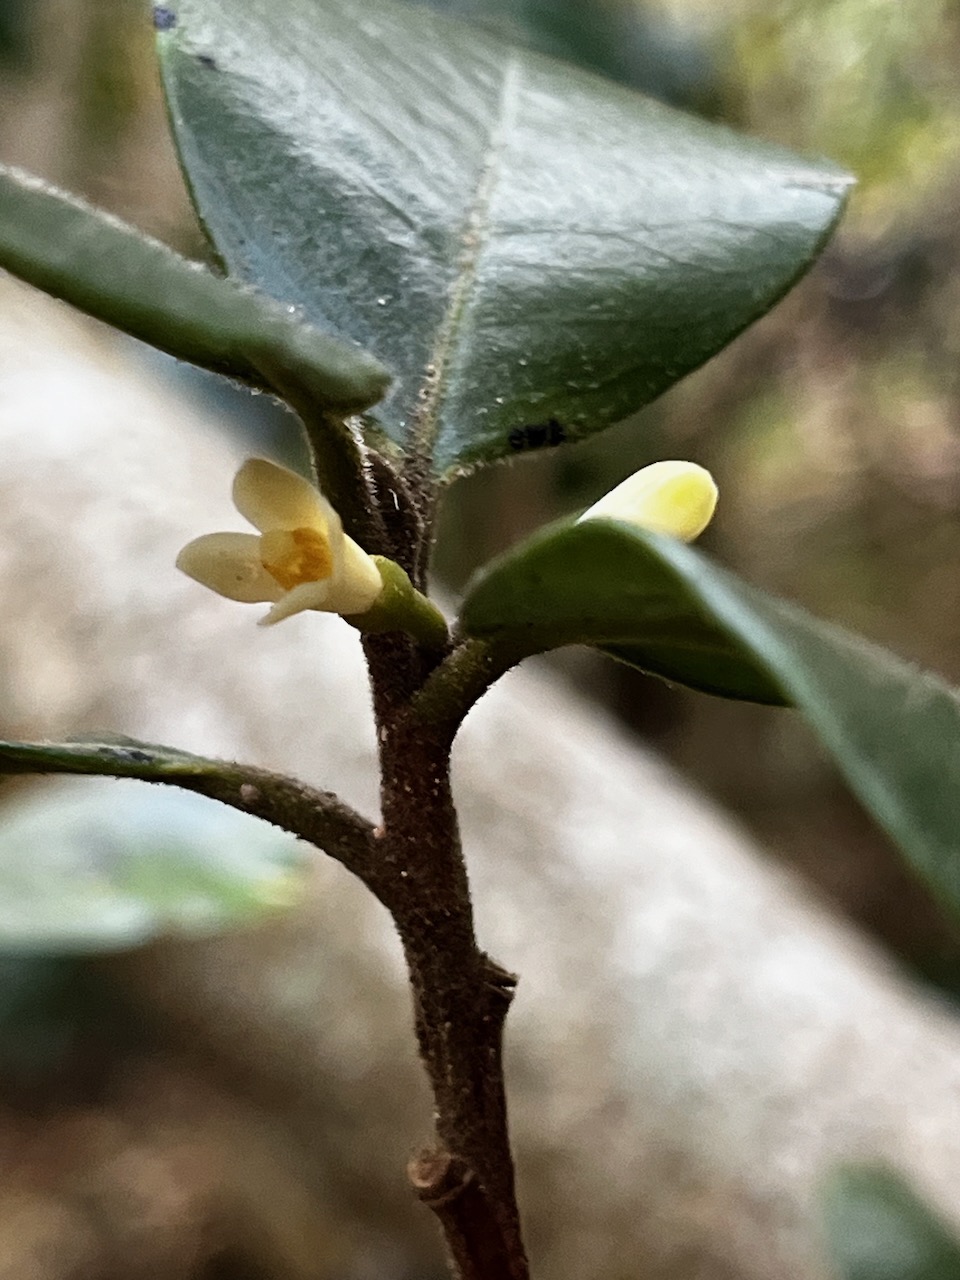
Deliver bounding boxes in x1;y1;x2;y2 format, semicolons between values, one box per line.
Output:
407;50;522;467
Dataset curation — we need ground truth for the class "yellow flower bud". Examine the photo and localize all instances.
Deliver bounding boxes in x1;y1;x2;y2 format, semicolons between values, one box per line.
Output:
578;460;718;542
176;458;383;625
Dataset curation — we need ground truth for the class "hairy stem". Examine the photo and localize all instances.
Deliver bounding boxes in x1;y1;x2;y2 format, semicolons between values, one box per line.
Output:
364;631;529;1280
410;636;527;740
0;740;379;886
268;385;382;551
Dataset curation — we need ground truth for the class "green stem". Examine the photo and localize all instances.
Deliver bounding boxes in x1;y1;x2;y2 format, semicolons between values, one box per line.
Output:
261;381;379;550
410;637;528;743
0;738;379;888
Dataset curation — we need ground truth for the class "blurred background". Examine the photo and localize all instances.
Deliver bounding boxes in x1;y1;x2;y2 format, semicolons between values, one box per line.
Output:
3;0;960;990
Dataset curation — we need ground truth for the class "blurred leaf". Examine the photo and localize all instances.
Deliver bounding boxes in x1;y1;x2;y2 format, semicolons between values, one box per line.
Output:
0;164;390;415
156;0;851;478
823;1167;960;1280
461;518;960;900
0;957;119;1081
0;0;31;67
0;779;306;953
422;0;720;108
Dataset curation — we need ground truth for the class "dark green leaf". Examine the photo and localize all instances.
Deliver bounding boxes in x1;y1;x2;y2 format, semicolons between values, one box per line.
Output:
0;0;30;67
0;779;306;953
0;957;92;1078
461;518;960;905
461;518;787;702
156;0;851;477
0;164;390;415
823;1167;960;1280
0;957;137;1084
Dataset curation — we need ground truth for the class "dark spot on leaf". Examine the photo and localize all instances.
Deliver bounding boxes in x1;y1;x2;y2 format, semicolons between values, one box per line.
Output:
507;418;566;451
152;6;177;31
101;746;153;764
197;53;217;70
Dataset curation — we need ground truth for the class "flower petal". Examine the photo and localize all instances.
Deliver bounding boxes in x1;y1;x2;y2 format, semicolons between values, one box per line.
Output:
258;580;333;627
176;532;285;603
233;458;340;537
579;460;718;542
332;538;386;615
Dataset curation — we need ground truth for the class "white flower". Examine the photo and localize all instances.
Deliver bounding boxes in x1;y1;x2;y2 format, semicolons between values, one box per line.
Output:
578;460;718;542
176;458;383;626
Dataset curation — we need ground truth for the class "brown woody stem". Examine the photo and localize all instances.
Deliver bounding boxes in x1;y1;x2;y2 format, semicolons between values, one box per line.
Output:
410;1149;525;1280
364;630;529;1280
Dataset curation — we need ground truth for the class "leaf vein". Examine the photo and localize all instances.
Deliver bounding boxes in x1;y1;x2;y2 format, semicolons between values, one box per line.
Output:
407;52;522;465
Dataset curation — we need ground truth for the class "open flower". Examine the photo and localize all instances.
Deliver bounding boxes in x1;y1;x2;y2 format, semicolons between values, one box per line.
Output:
176;458;383;626
578;460;717;542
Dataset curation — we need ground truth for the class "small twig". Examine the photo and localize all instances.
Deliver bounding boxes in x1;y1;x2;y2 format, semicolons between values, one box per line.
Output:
410;636;528;746
176;766;381;889
0;743;380;891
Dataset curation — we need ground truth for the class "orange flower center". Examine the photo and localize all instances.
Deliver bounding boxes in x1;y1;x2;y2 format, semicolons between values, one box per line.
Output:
260;527;334;591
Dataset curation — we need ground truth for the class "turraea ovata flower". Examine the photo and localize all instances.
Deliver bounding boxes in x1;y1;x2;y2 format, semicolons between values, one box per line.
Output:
578;460;718;542
176;458;384;626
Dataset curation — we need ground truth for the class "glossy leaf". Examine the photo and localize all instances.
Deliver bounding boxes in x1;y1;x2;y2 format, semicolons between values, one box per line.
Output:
822;1167;960;1280
0;164;390;414
0;779;305;953
156;0;851;477
461;518;960;904
461;519;786;702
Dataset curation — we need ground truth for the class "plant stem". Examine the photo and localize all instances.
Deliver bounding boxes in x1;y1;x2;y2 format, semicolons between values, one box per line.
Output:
0;740;379;886
410;636;528;739
269;390;382;551
364;631;529;1280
